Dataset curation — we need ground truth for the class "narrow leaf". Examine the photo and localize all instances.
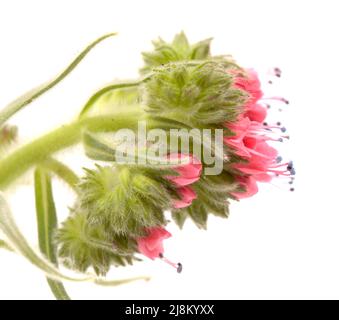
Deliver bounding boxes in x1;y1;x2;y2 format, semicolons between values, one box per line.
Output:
34;167;70;300
79;78;150;118
0;33;117;126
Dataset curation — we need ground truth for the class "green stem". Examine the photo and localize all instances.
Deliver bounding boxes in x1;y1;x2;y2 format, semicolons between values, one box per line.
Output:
0;110;143;190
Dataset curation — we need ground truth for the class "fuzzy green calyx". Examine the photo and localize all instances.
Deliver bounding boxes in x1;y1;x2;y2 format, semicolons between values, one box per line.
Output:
143;61;246;127
172;171;238;229
141;31;212;74
56;164;175;275
56;210;136;276
77;165;170;236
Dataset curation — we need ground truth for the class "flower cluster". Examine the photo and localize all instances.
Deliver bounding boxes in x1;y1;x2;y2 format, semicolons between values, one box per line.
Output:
0;31;296;300
54;32;294;275
224;69;295;198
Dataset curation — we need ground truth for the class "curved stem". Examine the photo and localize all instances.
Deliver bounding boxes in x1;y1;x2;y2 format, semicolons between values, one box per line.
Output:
0;33;117;127
0;110;143;190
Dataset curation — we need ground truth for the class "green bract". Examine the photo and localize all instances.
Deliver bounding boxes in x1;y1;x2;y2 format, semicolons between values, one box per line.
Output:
140;31;212;74
144;61;246;126
77;165;171;236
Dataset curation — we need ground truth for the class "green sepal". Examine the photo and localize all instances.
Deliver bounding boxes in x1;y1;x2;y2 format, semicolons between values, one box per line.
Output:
56;210;136;276
172;171;237;229
141;31;213;74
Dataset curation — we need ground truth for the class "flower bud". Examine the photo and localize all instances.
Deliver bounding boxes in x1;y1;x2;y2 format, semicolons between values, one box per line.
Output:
77;165;171;237
56;209;136;276
140;31;212;74
143;61;246;126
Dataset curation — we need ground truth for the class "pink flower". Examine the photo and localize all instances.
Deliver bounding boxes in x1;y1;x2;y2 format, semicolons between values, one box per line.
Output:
245;103;267;123
233;141;278;182
234;68;263;108
166;153;202;186
224;117;252;158
137;227;171;260
231;68;267;123
166;153;202;208
173;186;198;209
225;68;294;199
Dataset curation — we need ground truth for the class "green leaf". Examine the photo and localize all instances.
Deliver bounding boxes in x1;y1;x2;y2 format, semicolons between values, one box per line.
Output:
79;80;144;119
0;192;150;285
83;131;117;162
190;38;213;60
34;167;70;300
0;33;117;127
40;158;79;193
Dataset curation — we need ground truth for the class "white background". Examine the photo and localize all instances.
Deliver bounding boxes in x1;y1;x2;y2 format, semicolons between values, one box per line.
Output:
0;0;338;300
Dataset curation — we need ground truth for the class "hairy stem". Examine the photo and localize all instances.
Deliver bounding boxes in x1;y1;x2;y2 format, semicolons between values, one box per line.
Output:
0;110;143;189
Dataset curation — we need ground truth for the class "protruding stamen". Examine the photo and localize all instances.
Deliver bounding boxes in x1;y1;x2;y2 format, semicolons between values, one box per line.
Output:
159;253;182;273
261;96;289;104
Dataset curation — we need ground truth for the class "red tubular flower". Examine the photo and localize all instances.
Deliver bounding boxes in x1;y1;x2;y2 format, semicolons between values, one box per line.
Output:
166;153;202;208
173;186;198;209
137;227;183;273
225;68;294;199
137;227;171;260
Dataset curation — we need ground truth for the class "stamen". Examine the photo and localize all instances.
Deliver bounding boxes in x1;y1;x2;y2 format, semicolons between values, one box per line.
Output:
261;96;289;104
159;253;183;273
